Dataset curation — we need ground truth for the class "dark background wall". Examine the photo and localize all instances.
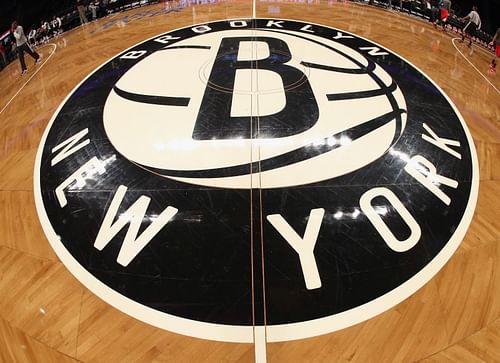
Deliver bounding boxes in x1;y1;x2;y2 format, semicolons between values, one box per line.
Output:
1;0;75;33
0;0;499;34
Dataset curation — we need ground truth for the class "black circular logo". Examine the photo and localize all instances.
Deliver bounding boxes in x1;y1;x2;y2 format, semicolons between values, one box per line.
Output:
35;19;478;342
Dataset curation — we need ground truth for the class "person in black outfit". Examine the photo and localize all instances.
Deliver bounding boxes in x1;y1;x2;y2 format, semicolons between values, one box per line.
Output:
429;0;440;26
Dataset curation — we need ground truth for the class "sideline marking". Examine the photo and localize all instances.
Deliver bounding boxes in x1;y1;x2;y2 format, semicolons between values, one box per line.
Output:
0;43;58;116
451;38;499;95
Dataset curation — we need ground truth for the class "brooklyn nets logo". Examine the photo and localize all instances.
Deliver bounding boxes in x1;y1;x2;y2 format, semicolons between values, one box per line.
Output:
34;19;478;342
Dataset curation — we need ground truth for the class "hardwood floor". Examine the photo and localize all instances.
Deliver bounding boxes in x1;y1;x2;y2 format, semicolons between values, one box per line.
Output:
0;1;498;361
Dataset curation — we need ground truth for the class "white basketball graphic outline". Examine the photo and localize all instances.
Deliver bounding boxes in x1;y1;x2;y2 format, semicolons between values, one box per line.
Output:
103;28;407;189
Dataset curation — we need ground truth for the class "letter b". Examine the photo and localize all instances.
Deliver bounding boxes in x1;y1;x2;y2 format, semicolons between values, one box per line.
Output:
193;37;319;140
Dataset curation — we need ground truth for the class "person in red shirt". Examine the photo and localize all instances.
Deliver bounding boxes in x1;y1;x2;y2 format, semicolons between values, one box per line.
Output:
489;28;500;73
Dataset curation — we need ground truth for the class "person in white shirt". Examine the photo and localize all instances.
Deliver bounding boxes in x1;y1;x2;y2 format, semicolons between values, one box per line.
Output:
460;6;481;47
89;1;99;20
11;20;41;75
41;20;51;43
28;27;37;46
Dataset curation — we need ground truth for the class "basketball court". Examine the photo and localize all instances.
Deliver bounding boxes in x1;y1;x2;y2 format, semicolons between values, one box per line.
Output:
0;1;499;362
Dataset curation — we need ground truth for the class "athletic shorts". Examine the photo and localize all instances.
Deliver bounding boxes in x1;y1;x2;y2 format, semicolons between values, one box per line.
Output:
440;9;448;21
463;22;477;36
496;45;500;58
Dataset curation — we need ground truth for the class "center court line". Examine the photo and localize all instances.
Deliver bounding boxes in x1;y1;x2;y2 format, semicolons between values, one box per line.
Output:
254;326;267;363
0;43;57;116
451;38;499;95
250;7;267;363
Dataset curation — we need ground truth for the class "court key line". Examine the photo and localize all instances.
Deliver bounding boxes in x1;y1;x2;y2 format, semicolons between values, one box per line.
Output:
451;38;499;95
0;43;58;116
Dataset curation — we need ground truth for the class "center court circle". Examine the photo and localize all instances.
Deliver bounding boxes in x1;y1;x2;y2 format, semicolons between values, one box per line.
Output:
34;19;478;343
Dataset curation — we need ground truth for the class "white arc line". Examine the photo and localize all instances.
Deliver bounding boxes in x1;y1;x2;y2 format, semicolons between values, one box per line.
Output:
451;38;499;95
0;43;58;115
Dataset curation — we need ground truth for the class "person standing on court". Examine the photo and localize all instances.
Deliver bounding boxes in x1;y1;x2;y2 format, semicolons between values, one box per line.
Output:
438;0;451;30
489;28;500;73
460;6;481;47
11;20;40;76
430;0;441;27
77;0;89;25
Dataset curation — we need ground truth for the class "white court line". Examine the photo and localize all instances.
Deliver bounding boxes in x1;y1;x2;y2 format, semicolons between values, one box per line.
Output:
451;38;499;95
254;326;267;363
0;43;57;116
251;3;265;362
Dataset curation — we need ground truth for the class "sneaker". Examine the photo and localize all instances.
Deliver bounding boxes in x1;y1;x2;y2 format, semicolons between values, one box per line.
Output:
21;69;27;76
35;56;42;65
